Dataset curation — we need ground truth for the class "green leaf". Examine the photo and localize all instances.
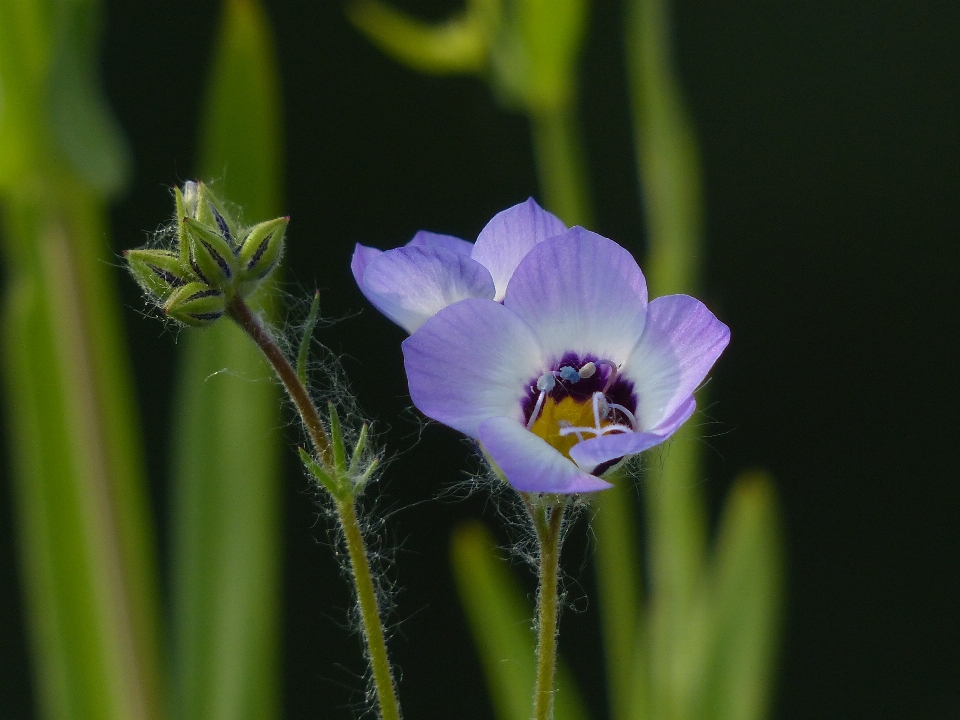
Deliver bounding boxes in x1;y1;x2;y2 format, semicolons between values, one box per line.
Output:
0;1;162;719
47;2;131;197
2;197;163;720
703;471;783;720
450;522;590;720
168;1;284;719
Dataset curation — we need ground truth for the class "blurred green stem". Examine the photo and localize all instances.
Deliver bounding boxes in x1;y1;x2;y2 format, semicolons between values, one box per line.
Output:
591;475;643;720
226;294;401;720
530;106;593;227
527;495;566;720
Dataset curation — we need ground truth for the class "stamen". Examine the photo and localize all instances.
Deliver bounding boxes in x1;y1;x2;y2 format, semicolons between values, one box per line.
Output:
578;361;597;378
526;390;548;430
536;373;556;393
559;366;580;383
598;423;633;435
607;402;639;431
591;392;607;431
557;420;585;443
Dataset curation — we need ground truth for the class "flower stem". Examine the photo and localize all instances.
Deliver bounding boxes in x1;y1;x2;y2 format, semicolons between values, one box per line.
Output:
529;495;567;720
336;497;402;720
227;294;333;466
227;294;401;720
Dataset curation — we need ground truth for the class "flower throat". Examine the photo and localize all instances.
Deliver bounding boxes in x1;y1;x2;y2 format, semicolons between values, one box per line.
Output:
523;353;639;461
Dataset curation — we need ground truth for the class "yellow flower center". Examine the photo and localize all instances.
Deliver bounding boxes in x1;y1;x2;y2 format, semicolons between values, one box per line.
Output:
529;395;620;459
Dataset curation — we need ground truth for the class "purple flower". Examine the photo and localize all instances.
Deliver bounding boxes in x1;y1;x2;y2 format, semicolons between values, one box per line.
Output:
352;198;566;333
353;200;729;494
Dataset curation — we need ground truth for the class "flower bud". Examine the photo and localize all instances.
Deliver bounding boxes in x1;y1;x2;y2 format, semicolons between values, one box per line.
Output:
183;216;240;291
238;216;288;291
163;282;227;327
194;182;239;246
125;248;196;300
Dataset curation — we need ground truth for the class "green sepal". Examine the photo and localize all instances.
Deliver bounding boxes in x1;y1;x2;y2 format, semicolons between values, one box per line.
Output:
163;282;227;327
297;291;321;387
183;217;240;291
298;447;348;500
327;403;348;475
194;182;240;244
125;248;197;300
237;215;287;290
174;184;199;263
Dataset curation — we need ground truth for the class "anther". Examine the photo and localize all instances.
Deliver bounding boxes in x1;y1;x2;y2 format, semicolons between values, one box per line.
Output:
536;373;556;392
559;366;580;383
578;361;597;378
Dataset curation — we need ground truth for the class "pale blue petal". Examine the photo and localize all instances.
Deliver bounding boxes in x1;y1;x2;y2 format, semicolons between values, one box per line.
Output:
402;299;543;437
503;228;648;365
358;246;496;333
408;230;474;256
479;416;613;493
623;295;730;430
470;198;567;301
569;396;696;471
351;243;383;288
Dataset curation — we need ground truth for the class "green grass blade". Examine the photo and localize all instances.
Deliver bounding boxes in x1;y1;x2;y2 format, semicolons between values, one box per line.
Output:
450;522;590;720
168;1;284;718
704;472;783;720
0;2;163;719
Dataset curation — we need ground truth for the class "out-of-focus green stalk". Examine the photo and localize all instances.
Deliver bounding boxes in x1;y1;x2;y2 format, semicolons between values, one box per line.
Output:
623;0;714;712
624;3;783;720
626;0;704;299
346;0;592;227
168;1;284;719
590;473;643;720
529;106;592;227
0;3;163;720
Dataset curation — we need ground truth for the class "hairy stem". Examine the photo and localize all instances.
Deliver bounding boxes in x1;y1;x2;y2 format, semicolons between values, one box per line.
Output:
530;496;567;720
337;497;402;720
227;294;401;720
227;294;332;466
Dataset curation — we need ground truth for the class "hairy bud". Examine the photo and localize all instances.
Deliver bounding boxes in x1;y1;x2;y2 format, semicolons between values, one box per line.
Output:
238;216;288;293
163;282;228;327
183;216;240;290
125;248;196;300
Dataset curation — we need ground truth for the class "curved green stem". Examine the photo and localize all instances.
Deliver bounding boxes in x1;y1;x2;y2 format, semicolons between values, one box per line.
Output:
529;495;567;720
227;294;401;720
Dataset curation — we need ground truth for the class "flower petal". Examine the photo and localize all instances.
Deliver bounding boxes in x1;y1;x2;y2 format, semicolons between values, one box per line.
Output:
470;198;567;301
408;230;474;256
479;416;613;493
351;243;382;287
623;294;730;430
569;396;696;471
403;298;543;437
503;227;649;364
357;246;496;333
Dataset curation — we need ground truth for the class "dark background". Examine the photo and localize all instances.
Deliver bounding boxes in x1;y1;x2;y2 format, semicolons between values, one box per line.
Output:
2;0;959;718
